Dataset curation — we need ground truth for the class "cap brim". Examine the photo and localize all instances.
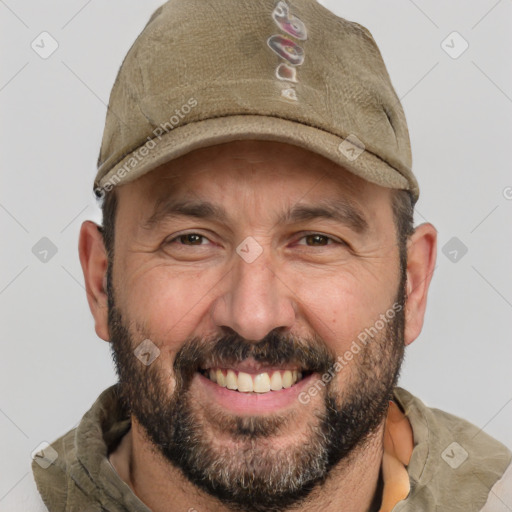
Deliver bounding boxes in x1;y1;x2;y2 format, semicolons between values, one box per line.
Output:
95;115;417;200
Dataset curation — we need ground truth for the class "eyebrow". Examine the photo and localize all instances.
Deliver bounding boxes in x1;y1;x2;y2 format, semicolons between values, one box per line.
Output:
143;197;369;234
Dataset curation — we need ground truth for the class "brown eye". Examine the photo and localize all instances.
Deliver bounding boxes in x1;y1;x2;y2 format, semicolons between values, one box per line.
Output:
295;233;346;248
180;234;203;245
178;234;205;245
304;234;330;246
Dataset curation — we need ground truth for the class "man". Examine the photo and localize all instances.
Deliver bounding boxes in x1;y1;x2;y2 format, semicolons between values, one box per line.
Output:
27;0;511;511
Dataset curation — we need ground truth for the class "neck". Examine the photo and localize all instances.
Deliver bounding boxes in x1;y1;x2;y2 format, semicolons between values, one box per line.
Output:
109;417;385;512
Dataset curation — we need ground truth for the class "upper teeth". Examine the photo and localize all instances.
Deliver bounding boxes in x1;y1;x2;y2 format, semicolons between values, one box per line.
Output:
206;369;303;393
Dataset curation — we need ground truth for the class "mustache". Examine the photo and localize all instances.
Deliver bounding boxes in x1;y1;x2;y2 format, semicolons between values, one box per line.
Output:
173;329;337;387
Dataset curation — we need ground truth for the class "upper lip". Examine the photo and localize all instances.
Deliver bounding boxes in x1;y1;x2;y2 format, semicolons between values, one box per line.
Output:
199;357;302;374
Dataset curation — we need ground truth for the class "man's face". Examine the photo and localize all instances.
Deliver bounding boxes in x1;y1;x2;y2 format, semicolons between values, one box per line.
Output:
107;140;406;511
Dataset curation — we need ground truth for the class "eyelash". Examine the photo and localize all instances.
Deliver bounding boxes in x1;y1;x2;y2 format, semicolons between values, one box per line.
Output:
165;232;345;248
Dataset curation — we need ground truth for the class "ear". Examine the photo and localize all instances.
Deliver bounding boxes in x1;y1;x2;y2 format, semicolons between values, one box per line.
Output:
404;223;437;346
79;220;110;341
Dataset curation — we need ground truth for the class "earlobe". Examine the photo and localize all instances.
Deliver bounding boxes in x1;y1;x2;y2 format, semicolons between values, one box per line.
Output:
78;221;110;341
403;223;437;347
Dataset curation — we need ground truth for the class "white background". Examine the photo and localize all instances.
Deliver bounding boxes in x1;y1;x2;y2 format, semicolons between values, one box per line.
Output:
1;0;511;503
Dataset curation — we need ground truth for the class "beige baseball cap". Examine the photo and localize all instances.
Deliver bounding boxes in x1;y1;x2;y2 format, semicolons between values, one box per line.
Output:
94;0;419;202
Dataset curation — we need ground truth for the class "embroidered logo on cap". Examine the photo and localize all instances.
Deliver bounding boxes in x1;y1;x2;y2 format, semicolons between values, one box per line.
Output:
267;35;305;66
272;1;308;40
267;1;307;102
276;62;298;83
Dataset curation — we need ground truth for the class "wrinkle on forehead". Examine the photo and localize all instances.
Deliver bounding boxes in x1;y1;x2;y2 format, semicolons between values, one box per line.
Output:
141;141;369;201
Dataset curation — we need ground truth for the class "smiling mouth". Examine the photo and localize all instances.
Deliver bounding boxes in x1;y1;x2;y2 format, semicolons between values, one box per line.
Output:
198;368;312;393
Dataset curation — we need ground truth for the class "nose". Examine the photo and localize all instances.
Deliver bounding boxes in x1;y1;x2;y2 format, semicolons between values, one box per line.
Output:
210;252;296;342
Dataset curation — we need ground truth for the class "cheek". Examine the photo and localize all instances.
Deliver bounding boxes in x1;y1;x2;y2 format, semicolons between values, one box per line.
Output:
287;265;397;352
120;264;217;343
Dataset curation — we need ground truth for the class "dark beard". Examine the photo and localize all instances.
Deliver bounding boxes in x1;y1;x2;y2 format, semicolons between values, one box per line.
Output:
107;264;406;512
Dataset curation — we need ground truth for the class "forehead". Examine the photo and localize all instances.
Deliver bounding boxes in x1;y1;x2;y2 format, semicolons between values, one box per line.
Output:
117;140;395;229
137;141;382;195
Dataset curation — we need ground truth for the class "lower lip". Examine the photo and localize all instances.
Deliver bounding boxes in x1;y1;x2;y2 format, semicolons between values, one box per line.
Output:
194;371;318;415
